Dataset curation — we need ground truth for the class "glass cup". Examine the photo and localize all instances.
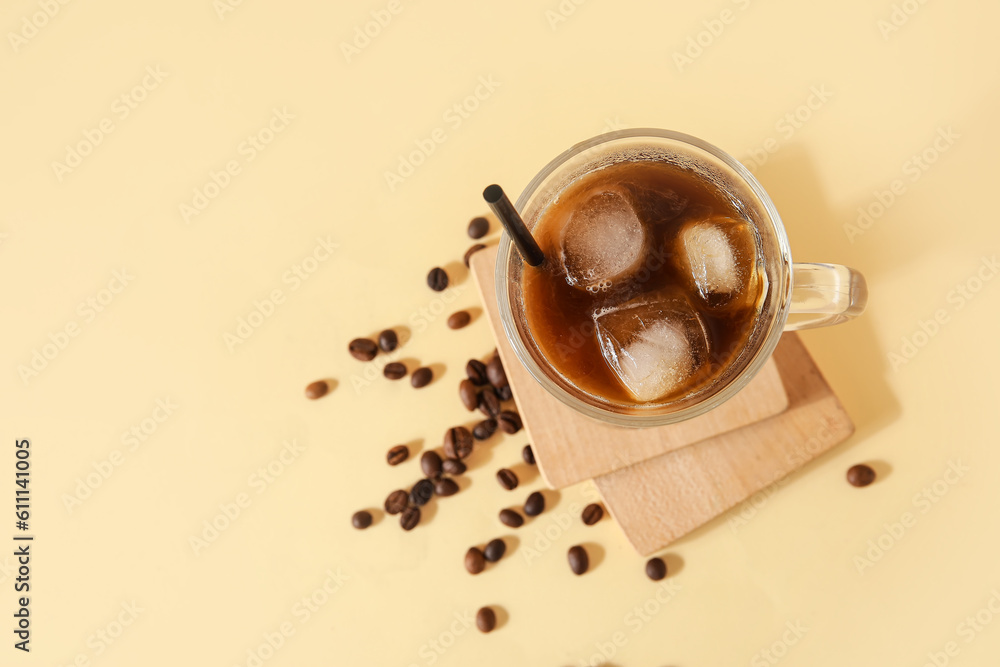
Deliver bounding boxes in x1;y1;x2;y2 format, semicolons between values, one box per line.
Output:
496;128;867;427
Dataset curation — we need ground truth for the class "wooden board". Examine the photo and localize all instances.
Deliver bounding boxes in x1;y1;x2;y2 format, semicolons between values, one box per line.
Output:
594;333;854;554
470;246;790;489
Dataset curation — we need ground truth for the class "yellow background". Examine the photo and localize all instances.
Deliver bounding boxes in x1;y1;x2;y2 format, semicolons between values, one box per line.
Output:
3;0;1000;665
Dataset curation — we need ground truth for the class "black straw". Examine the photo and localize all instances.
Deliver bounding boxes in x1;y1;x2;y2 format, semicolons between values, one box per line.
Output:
483;184;545;267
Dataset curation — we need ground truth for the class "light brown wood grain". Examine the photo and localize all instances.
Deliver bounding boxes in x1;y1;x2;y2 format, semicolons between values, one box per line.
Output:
594;333;854;554
470;247;790;489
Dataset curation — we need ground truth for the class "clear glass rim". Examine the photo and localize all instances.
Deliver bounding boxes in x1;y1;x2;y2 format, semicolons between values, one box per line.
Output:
496;128;793;427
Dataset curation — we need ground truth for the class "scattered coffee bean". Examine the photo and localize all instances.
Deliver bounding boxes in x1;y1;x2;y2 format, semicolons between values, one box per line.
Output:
349;338;378;361
466;359;489;385
305;380;329;400
496;468;518;491
522;445;535;465
459;380;478;412
443;426;474;460
384;489;409;515
645;557;667;581
847;464;876;487
387;445;409;466
499;508;523;528
483;538;506;562
400;506;420;531
496;384;512;401
464;243;486;267
410;479;435;506
421;451;443;478
352;510;372;529
497;411;522;434
427;267;449;292
465;547;486;574
476;606;496;633
447;310;472;330
473;419;498;441
384;362;407;380
478;387;501;417
486;356;508;388
468;216;490;239
434;477;459;497
524;491;545;516
582;503;604;525
411;367;433;388
378;329;398;352
442;458;467;475
567;545;589;575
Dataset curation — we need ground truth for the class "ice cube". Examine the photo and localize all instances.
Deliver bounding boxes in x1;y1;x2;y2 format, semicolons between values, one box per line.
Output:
593;289;710;402
675;216;758;307
559;187;646;292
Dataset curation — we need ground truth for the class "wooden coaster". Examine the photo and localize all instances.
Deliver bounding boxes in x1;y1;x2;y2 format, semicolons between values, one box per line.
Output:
594;333;854;554
470;247;790;489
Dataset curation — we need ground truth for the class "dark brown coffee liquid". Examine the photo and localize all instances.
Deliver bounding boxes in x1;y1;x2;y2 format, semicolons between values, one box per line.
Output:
523;160;763;404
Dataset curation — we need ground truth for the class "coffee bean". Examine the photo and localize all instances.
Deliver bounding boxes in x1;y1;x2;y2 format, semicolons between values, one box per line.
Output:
496;468;518;491
483;538;506;562
451;440;474;460
567;545;589;575
386;445;409;466
523;491;544;516
582;503;604;525
384;362;407;380
443;427;474;460
847;464;876;487
304;380;329;400
411;367;433;388
384;489;408;515
459;380;478;412
465;547;486;574
645;557;667;581
400;506;420;531
464;243;486;267
427;267;449;292
476;606;496;633
497;411;522;434
473;419;498;441
447;311;471;330
351;510;372;529
378;329;398;352
466;359;489;385
410;479;435;506
468;216;490;239
434;477;459;497
478;387;501;417
498;508;523;528
348;338;378;361
486;356;507;388
442;458;467;475
496;384;512;401
522;445;535;465
420;451;443;478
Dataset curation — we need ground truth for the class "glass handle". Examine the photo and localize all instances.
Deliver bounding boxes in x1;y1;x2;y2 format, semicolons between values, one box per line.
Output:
784;263;868;331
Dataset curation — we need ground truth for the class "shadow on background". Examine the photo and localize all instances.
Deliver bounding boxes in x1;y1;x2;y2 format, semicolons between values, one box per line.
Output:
603;148;906;553
753;145;901;443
